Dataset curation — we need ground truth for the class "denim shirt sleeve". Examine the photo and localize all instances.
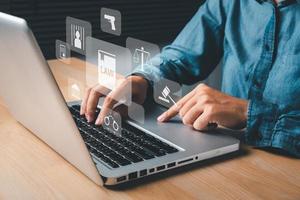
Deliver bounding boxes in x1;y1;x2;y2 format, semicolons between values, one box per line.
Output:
132;0;226;85
246;99;300;157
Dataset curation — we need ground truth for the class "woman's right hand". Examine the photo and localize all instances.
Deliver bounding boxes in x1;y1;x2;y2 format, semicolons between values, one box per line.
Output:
80;75;149;125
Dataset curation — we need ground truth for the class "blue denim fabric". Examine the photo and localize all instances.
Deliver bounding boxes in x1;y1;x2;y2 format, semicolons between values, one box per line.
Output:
133;0;300;157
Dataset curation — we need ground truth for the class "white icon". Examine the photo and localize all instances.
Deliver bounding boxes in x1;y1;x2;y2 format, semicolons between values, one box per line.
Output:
71;83;81;99
104;14;116;31
104;115;120;132
133;46;151;70
158;86;177;106
74;31;82;49
98;50;116;90
101;8;121;36
71;24;84;49
59;44;67;59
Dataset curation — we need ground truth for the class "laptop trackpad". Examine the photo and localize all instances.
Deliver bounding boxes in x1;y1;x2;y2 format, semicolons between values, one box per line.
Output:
127;104;239;153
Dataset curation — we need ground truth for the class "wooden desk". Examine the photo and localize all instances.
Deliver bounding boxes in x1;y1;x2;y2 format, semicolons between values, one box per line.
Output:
0;58;299;200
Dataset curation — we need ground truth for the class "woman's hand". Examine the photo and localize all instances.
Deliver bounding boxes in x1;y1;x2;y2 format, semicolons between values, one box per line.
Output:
157;84;248;130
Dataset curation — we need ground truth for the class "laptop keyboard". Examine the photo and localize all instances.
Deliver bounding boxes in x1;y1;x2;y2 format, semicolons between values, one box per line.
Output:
68;105;179;169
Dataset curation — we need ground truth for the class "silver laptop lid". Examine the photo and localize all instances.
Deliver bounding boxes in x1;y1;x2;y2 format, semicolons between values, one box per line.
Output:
0;12;103;185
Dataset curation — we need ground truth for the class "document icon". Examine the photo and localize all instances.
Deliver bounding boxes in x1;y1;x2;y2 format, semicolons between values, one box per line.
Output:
71;84;81;99
68;78;83;100
59;44;67;58
98;50;116;90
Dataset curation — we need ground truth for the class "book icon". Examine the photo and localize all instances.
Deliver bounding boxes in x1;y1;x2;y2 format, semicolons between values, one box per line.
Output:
98;50;116;90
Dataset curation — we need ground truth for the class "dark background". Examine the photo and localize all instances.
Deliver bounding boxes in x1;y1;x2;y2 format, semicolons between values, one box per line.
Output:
0;0;202;59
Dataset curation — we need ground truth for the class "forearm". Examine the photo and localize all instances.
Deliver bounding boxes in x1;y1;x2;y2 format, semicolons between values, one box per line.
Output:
132;0;226;85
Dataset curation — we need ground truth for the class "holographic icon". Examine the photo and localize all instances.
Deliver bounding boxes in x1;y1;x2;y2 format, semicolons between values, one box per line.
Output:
70;83;81;99
133;46;151;70
55;40;71;64
97;50;117;90
104;115;119;132
126;37;160;70
66;17;91;54
154;78;182;108
59;44;67;59
158;86;177;106
103;110;122;136
101;8;121;36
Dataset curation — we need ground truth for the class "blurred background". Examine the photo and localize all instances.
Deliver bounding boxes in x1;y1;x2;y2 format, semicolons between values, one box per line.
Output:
0;0;221;90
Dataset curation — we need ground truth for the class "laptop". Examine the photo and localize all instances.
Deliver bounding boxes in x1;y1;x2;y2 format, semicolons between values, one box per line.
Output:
0;12;240;186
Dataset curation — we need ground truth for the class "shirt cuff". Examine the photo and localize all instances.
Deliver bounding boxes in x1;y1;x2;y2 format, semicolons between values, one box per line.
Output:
131;55;164;86
245;99;300;157
245;99;279;145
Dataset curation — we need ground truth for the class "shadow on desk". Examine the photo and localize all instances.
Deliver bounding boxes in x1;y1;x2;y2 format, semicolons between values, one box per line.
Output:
107;147;250;190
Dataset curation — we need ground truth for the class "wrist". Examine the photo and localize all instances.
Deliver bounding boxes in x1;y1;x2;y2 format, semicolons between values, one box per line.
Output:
130;75;149;90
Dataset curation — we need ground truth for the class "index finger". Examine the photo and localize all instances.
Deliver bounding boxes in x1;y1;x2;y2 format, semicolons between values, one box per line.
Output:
157;88;196;122
157;103;180;122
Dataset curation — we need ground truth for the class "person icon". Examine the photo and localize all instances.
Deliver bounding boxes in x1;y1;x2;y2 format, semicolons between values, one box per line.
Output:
74;30;82;49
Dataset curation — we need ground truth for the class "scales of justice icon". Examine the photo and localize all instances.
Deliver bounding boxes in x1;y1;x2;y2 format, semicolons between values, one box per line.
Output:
133;46;152;70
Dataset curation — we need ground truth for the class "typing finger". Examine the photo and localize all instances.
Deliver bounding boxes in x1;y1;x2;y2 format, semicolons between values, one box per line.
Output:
96;78;133;125
85;85;110;122
95;93;118;125
80;87;92;115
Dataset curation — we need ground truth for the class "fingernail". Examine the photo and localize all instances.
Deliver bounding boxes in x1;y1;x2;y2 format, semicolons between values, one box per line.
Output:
86;115;92;123
95;115;103;125
80;105;84;115
95;117;101;125
157;113;165;122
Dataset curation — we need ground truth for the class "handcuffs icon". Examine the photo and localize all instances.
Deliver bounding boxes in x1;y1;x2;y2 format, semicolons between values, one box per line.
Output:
104;115;119;132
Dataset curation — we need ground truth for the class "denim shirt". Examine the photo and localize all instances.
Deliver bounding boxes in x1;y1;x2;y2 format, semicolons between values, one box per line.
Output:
133;0;300;157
